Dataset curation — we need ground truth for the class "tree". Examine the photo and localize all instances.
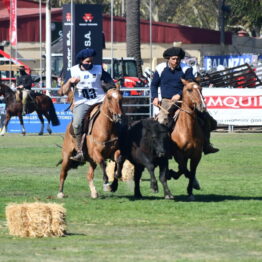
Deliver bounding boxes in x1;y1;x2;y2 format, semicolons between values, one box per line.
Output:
226;0;262;37
126;0;143;77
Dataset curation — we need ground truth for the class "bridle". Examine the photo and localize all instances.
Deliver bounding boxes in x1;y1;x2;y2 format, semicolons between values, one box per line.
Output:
156;86;206;117
100;90;123;123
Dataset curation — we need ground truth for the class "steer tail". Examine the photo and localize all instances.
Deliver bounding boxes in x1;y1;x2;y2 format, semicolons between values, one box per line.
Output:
49;99;60;126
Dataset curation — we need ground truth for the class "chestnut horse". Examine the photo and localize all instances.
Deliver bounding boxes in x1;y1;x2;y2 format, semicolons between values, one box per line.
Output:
169;79;206;200
0;83;60;136
57;88;124;199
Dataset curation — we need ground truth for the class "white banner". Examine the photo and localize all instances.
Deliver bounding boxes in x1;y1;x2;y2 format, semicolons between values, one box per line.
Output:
203;88;262;126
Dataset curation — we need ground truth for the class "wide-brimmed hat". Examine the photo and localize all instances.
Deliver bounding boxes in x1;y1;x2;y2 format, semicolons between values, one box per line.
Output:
163;47;185;59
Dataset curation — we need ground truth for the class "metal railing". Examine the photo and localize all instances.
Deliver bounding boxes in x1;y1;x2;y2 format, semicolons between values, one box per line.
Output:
31;86;152;119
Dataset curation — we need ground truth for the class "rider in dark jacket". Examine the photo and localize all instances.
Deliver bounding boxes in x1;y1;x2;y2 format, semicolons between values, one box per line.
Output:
16;67;33;115
151;47;219;155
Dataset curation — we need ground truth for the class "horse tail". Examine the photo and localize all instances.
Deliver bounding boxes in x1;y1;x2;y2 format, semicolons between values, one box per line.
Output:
48;99;60;126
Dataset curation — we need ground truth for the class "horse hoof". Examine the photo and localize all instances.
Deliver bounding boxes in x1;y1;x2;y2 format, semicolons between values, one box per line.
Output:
38;132;43;136
47;129;52;135
22;132;26;136
188;195;195;201
57;192;65;199
91;192;98;199
103;183;111;192
164;194;174;200
193;178;201;190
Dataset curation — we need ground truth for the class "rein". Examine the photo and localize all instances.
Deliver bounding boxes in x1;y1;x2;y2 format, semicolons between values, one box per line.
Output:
100;108;115;122
155;101;193;116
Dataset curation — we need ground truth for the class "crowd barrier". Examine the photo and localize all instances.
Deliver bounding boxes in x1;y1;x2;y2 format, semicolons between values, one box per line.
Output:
1;87;262;133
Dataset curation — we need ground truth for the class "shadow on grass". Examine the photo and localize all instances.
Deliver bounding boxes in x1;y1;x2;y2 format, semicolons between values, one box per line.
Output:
181;194;262;202
100;194;262;202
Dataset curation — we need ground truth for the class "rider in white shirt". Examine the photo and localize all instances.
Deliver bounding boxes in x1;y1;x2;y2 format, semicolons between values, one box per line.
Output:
61;48;115;162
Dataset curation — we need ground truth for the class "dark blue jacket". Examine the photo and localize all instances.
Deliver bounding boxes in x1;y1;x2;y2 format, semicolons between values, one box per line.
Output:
151;62;195;99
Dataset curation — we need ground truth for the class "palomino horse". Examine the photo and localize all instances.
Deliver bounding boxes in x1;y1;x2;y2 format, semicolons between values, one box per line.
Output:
0;83;60;135
57;88;124;199
169;79;206;200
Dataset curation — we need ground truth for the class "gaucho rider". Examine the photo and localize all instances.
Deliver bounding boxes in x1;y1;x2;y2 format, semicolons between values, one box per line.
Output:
151;46;219;154
60;48;115;162
16;67;33;116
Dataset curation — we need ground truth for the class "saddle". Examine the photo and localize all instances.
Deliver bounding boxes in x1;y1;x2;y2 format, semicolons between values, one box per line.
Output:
69;103;101;137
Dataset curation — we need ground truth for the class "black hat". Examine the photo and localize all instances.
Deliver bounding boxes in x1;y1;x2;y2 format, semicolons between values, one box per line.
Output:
163;47;185;59
76;48;96;63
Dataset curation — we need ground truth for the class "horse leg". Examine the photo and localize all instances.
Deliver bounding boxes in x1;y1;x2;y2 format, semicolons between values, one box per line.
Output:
36;111;45;135
187;156;201;201
100;160;111;192
110;151;125;193
134;165;143;198
43;111;52;135
87;161;98;199
18;114;26;135
57;158;71;199
159;159;174;200
0;114;11;136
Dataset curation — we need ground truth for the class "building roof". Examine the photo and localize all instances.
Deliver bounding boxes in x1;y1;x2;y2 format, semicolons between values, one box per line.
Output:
0;2;232;45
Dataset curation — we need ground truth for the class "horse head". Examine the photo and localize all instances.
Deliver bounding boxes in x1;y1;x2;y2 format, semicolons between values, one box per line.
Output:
181;79;206;112
0;83;16;100
103;88;124;123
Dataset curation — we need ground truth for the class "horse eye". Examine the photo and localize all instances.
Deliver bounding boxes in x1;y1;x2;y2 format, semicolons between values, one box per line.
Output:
187;89;193;93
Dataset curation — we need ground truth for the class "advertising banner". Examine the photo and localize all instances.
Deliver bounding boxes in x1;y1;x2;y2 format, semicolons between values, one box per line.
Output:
203;55;258;71
6;104;72;133
62;4;103;77
203;88;262;126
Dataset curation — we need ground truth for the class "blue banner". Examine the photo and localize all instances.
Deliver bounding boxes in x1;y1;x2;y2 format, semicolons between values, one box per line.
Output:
203;54;258;71
5;104;72;133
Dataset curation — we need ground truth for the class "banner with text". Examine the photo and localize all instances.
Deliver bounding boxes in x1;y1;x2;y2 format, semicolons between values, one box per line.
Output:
203;88;262;126
5;104;72;133
203;54;258;71
62;4;102;78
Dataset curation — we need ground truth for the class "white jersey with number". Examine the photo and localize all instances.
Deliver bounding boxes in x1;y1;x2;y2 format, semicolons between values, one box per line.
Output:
70;64;105;106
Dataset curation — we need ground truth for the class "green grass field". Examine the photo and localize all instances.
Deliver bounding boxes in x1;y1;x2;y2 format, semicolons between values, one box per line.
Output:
0;133;261;262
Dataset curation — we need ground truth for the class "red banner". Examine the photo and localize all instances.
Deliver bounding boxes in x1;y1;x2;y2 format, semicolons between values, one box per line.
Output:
9;0;17;46
205;96;262;109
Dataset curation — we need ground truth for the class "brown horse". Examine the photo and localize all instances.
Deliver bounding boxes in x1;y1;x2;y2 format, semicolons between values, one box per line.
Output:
169;79;206;200
57;88;124;199
0;83;60;136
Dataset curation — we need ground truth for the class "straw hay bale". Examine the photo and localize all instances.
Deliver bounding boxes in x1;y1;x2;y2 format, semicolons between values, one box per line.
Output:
6;202;67;238
106;160;134;182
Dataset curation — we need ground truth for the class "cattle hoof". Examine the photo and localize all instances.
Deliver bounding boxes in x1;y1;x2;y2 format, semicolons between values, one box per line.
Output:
110;181;118;192
22;132;26;136
188;195;195;201
57;192;65;199
103;183;111;192
164;194;174;200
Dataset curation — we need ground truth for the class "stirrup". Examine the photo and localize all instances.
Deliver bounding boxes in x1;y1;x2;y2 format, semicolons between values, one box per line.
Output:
70;151;85;162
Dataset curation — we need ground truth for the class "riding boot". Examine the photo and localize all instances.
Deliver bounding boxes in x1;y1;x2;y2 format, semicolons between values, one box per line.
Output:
200;111;219;155
70;134;85;162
